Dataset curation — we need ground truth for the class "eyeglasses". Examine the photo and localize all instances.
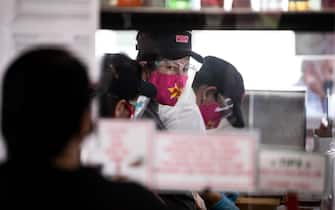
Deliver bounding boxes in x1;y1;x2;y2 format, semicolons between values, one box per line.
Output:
154;57;200;75
155;59;189;74
139;57;202;76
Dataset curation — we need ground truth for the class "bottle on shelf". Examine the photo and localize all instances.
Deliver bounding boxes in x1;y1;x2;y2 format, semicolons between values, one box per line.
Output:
231;0;251;10
166;0;192;9
144;0;165;7
322;0;335;9
259;0;285;11
201;0;224;8
315;80;334;138
286;192;299;210
288;0;309;11
309;0;322;10
101;0;144;7
117;0;143;7
232;0;251;9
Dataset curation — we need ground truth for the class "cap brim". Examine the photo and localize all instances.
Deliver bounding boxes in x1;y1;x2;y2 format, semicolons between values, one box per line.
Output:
160;50;203;63
136;51;159;62
140;80;157;98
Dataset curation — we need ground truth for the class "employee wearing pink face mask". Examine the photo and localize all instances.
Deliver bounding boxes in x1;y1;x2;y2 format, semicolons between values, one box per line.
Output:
98;53;156;119
136;31;206;132
192;56;245;130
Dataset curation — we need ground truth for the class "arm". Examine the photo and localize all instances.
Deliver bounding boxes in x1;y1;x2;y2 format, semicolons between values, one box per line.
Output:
200;191;239;210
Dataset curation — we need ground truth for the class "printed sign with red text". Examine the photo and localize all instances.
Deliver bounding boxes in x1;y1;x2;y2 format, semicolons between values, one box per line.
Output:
99;120;155;186
153;132;258;192
259;149;326;194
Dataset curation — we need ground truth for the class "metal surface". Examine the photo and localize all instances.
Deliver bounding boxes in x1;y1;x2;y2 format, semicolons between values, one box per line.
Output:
241;90;306;150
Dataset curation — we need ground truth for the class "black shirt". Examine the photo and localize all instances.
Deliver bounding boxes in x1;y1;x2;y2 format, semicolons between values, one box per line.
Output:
0;162;168;210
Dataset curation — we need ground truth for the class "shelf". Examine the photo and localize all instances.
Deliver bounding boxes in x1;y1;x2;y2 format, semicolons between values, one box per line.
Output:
236;197;281;205
100;7;335;31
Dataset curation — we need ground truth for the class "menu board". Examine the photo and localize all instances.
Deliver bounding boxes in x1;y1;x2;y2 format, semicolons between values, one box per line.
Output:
99;120;155;186
97;121;258;192
0;0;98;80
259;149;326;194
95;120;326;193
153;132;258;192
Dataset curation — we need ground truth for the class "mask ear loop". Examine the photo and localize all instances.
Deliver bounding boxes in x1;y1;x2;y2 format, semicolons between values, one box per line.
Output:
214;94;234;120
215;98;234;112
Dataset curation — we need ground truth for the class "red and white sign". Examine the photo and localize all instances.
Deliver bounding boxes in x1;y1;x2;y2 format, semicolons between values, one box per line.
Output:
97;120;258;192
176;35;189;43
99;120;155;186
259;149;326;194
153;132;258;192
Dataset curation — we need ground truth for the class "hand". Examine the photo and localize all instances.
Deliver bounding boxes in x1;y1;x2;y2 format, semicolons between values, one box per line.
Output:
199;188;223;208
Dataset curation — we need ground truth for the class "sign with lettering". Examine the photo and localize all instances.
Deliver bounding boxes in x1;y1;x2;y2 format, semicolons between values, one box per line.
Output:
259;149;326;194
0;0;98;80
97;120;258;191
99;120;155;186
153;132;258;192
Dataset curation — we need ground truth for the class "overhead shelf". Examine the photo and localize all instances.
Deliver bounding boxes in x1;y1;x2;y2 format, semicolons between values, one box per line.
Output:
100;7;335;31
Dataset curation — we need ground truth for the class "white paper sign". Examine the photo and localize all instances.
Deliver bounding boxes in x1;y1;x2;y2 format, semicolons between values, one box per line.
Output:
0;0;98;80
153;132;258;192
99;120;155;186
96;122;259;191
259;149;326;194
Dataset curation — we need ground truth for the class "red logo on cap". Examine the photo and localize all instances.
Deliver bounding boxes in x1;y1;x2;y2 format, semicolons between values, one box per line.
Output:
176;35;189;43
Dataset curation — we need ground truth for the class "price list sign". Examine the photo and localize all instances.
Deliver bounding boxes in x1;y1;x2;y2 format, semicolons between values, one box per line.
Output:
259;149;326;194
153;132;258;192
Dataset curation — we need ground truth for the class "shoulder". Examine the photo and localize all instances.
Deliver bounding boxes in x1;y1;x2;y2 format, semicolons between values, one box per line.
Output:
79;167;168;210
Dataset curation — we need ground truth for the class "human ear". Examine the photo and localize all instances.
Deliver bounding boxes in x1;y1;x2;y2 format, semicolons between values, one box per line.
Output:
202;86;217;104
114;99;129;118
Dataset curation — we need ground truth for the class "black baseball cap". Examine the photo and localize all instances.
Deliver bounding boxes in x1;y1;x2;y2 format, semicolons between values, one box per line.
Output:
192;56;245;128
136;31;203;63
98;53;156;99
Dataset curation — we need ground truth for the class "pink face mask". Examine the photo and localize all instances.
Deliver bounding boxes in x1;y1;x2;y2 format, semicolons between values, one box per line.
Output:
199;102;223;129
148;70;188;106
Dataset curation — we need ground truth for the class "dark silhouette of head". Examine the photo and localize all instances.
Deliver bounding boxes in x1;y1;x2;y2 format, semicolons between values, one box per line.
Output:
1;47;91;163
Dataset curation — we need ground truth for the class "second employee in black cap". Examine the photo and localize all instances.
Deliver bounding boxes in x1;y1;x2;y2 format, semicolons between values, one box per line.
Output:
192;56;245;129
